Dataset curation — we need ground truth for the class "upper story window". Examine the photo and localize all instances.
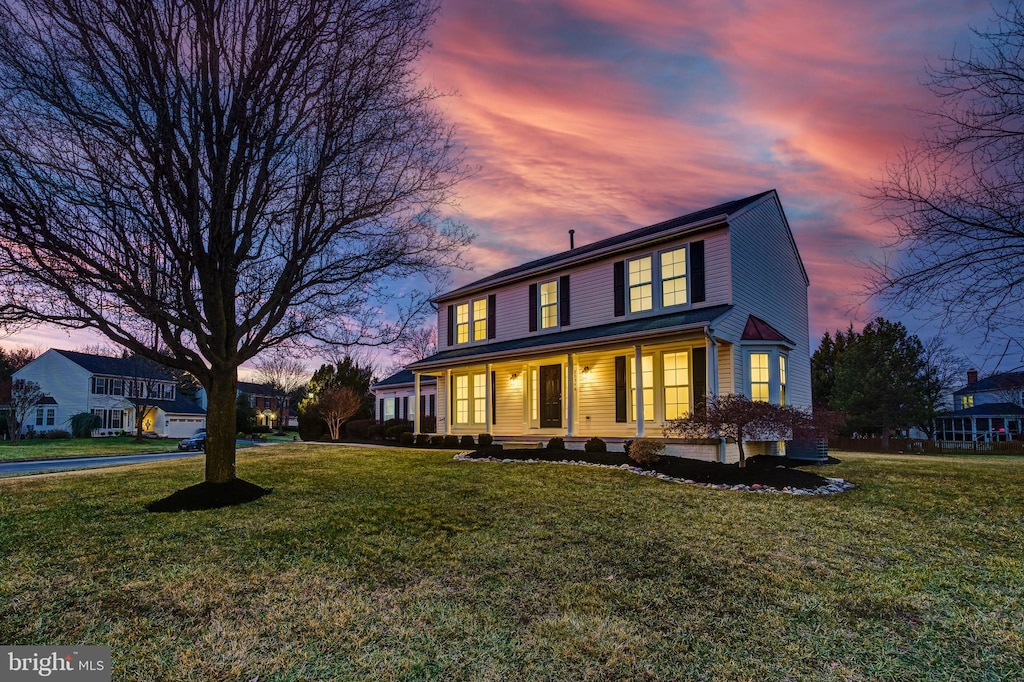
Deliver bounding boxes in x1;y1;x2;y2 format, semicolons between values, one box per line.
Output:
91;377;107;395
450;297;488;345
628;256;653;313
456;303;470;344
621;245;689;315
660;247;688;307
539;281;558;329
473;298;487;341
961;395;974;409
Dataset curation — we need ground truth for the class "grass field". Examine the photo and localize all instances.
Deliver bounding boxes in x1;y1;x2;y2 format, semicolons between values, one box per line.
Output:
1;446;1021;681
0;435;180;461
0;433;295;462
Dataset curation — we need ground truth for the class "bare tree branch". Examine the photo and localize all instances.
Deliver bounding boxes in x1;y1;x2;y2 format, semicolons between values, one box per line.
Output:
0;0;469;487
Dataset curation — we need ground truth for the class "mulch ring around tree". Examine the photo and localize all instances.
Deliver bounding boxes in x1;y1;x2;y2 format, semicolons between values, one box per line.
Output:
456;449;854;495
146;479;273;512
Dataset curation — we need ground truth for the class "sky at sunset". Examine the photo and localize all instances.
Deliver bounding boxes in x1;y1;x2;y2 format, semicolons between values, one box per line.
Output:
2;0;1018;373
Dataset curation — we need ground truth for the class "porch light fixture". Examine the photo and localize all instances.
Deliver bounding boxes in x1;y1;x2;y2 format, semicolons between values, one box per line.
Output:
509;372;520;387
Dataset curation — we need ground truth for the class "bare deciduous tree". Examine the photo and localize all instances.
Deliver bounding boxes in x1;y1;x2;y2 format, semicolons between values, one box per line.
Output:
1;379;45;445
395;325;437;362
252;353;308;434
0;0;469;493
871;4;1024;357
919;337;970;438
316;385;363;441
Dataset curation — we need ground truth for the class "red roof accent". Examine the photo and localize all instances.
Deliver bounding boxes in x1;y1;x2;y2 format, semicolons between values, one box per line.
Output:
741;315;792;344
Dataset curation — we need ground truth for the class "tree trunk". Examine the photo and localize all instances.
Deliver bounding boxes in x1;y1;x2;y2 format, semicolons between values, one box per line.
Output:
204;370;238;484
6;415;19;446
736;423;746;468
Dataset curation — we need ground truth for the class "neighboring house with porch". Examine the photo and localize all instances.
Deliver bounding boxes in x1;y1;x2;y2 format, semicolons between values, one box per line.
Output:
404;190;811;462
196;381;291;430
934;369;1024;442
371;370;437;426
12;349;206;438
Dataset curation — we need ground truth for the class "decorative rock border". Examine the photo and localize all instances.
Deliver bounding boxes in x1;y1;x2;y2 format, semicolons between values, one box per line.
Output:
453;452;855;496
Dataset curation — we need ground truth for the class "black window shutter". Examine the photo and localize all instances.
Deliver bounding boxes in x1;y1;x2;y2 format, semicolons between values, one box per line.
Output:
90;377;96;394
559;275;570;327
487;294;496;339
529;283;538;332
379;398;384;422
429;394;435;417
690;240;705;303
613;261;625;316
420;394;426;419
402;396;409;420
615;356;627;422
447;305;454;346
491;371;497;425
692;347;707;413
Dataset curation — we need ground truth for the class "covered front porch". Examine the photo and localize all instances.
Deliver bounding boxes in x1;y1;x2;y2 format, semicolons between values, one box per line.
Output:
410;332;734;443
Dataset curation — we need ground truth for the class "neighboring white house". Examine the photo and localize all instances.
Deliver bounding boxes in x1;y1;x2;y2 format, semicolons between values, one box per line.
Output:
371;370;437;426
403;190;813;462
935;369;1024;442
13;349;205;438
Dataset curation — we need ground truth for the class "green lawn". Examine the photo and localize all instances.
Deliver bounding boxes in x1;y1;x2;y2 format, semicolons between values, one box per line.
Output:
1;446;1021;681
0;435;180;461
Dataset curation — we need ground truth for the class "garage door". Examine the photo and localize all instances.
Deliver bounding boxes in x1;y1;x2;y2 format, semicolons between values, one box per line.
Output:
167;416;206;439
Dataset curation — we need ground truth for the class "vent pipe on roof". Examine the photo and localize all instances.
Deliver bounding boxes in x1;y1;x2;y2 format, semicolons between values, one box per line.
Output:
569;229;575;249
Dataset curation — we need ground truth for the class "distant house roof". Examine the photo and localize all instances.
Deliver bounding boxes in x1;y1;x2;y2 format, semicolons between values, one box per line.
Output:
372;370;438;390
954;371;1024;397
159;394;206;415
409;304;732;370
740;315;794;345
54;349;173;380
38;396;58;405
238;381;275;395
941;402;1024;418
436;191;776;302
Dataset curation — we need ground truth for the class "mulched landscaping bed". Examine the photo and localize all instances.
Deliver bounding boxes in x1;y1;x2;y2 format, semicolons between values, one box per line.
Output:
146;479;273;512
463;448;839;490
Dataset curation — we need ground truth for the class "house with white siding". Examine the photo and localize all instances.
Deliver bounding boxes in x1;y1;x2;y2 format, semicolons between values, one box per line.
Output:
404;190;812;462
371;370;437;426
13;349;205;438
934;369;1024;442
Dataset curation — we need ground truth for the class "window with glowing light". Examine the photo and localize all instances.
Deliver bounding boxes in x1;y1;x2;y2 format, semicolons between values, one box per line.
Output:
660;247;687;307
750;352;770;402
473;298;487;341
663;351;690;420
453;372;486;425
455;303;470;344
539;281;558;329
627;256;652;312
779;355;787;406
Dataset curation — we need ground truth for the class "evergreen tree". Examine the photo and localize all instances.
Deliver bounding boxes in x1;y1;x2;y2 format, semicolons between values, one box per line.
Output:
831;318;928;448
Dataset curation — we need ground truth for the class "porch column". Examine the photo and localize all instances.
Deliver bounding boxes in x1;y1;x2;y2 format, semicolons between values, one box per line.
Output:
971;417;977;442
566;353;575;437
413;373;422;435
443;369;452;436
705;330;720;398
485;363;493;436
634;344;645;438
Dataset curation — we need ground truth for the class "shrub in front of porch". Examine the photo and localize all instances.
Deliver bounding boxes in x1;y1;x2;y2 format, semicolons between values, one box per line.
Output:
547;437;565;450
628;438;665;466
584;437;607;453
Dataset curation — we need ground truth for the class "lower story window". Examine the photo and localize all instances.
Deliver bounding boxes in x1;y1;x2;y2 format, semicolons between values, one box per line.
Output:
454;372;486;425
663;351;690;420
92;408;123;429
749;352;770;402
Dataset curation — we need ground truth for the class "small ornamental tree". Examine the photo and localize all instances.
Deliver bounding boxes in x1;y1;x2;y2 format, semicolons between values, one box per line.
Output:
666;394;792;468
1;379;45;445
316;386;363;441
